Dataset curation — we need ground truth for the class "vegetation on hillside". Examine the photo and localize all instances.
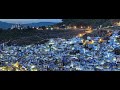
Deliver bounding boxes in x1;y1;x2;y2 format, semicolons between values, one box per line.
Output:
62;19;120;27
0;28;85;45
0;19;120;45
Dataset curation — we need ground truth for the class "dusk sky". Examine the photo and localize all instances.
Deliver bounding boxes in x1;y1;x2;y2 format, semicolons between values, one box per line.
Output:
0;19;62;24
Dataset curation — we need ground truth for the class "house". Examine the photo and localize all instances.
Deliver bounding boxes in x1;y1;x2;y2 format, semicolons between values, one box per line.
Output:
11;24;25;30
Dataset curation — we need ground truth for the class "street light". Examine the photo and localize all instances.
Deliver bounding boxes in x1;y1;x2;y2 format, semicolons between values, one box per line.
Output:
73;26;77;29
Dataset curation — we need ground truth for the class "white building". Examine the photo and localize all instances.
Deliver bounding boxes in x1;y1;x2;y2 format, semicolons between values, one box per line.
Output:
11;24;25;30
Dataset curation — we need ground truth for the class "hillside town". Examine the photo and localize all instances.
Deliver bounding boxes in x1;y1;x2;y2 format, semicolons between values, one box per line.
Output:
0;27;120;71
0;19;120;71
9;20;120;31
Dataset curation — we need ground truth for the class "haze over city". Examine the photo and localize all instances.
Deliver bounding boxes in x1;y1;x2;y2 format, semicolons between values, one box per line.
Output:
0;19;62;24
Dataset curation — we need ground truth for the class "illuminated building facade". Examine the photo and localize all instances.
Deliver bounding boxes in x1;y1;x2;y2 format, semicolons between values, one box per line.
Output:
11;24;25;30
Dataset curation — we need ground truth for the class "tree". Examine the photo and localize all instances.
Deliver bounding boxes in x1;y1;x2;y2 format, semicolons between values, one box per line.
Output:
41;26;46;30
62;19;111;27
27;26;31;29
0;28;4;33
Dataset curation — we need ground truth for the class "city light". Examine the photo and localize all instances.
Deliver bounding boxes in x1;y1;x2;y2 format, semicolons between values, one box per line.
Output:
81;39;84;43
50;28;53;30
77;33;85;37
88;40;94;44
85;26;93;33
115;22;120;26
85;30;93;33
81;26;83;29
0;19;120;71
67;26;72;29
12;61;20;68
83;40;87;45
73;26;77;29
98;38;104;43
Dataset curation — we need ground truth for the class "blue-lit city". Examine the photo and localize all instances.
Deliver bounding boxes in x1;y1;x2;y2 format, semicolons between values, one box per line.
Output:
0;19;120;71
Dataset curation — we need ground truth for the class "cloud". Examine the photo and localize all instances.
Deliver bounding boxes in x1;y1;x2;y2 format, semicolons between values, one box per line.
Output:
0;19;62;24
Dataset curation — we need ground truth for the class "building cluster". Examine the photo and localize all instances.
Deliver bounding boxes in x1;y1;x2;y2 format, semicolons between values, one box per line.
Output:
10;24;93;31
11;24;25;30
0;30;120;71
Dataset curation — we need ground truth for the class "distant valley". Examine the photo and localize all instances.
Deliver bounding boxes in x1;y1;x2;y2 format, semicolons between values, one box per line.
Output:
0;21;58;29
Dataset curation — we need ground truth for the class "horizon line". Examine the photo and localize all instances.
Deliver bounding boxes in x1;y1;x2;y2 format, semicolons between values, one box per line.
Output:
0;21;62;24
0;19;62;24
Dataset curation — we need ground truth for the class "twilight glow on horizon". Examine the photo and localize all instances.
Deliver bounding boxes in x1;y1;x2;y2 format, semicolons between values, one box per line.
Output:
0;19;62;24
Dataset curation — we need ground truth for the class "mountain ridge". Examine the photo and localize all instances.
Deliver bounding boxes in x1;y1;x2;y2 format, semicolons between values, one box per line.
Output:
0;21;58;29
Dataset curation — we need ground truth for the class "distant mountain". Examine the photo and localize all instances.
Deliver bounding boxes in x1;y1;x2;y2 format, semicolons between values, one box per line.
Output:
0;21;58;29
23;22;58;27
0;21;14;29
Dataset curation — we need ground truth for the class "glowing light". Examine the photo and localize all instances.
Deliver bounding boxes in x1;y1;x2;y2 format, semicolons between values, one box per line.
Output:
91;40;94;43
85;26;93;33
31;65;36;68
5;62;8;64
70;62;74;68
49;40;55;45
12;61;20;68
76;67;81;70
30;65;38;71
87;26;92;29
115;22;120;26
73;26;77;29
88;40;94;44
85;30;93;33
72;47;75;50
78;34;84;37
113;57;117;61
7;67;13;71
67;26;72;29
83;40;87;45
53;47;57;50
81;26;83;29
98;38;104;43
69;41;73;44
0;66;7;71
81;39;84;43
51;28;53;30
